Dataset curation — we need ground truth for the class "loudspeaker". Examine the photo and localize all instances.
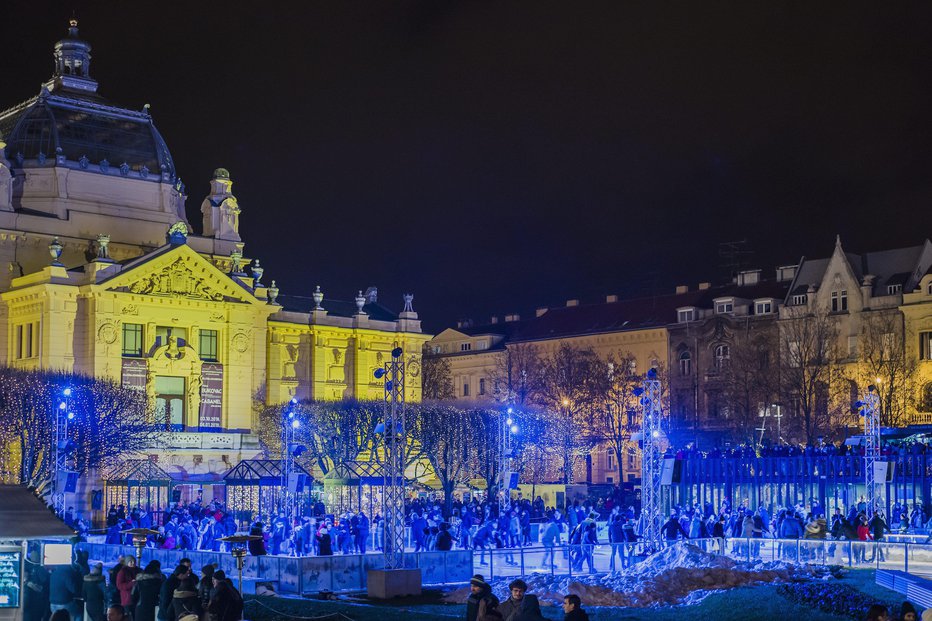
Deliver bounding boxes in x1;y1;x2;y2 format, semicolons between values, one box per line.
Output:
873;461;895;483
171;488;182;502
660;458;676;486
64;472;78;493
501;471;519;490
91;490;103;510
287;473;304;493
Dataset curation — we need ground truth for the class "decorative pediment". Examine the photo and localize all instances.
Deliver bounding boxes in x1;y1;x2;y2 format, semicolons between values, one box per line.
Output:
128;258;224;301
100;244;267;306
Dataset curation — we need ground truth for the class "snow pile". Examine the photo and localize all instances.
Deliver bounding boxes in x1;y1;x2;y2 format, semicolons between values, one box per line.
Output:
445;542;822;608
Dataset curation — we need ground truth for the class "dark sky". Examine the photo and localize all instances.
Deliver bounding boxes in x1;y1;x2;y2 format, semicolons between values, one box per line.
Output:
4;3;932;331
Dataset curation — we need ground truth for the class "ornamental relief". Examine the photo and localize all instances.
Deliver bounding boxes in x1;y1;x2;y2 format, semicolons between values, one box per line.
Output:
127;258;225;301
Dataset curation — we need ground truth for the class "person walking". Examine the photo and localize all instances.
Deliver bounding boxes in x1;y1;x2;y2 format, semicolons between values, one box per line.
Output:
466;575;498;621
207;571;243;621
608;514;624;571
82;564;108;621
115;557;140;614
131;561;163;621
561;594;590;621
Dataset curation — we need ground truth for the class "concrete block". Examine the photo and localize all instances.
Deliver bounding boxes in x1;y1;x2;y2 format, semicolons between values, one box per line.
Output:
366;568;422;599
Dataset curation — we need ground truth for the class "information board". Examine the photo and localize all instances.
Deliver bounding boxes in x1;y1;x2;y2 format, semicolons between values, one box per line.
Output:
0;549;22;608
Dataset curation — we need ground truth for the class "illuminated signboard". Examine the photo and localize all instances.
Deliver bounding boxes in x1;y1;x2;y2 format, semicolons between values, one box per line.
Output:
0;549;21;608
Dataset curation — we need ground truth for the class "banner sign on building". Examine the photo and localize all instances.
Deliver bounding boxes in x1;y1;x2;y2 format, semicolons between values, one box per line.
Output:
199;363;223;430
121;358;148;393
0;549;22;608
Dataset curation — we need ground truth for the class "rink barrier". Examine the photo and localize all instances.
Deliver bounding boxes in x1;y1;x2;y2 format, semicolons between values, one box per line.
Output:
475;536;932;580
75;542;473;593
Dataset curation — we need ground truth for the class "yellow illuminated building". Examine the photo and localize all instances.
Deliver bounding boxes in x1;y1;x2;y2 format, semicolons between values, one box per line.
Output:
0;22;429;503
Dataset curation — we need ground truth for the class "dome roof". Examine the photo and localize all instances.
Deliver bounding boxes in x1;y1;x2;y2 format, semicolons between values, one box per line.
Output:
0;21;176;182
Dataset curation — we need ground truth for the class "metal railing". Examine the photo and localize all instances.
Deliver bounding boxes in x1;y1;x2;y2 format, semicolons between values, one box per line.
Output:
475;537;932;580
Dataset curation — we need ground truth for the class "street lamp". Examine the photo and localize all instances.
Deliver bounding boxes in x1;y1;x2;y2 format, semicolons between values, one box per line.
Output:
52;387;74;516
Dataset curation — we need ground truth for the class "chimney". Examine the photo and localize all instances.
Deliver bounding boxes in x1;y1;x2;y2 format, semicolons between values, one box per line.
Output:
504;314;521;322
675;285;688;295
698;282;711;291
566;299;579;307
737;270;761;286
535;307;548;317
490;316;499;324
605;294;618;303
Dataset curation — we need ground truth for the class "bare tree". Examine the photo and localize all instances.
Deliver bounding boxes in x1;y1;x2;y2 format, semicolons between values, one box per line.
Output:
410;402;477;516
778;308;847;444
857;310;918;427
719;329;780;444
594;352;641;484
489;343;545;406
536;344;607;483
421;346;455;400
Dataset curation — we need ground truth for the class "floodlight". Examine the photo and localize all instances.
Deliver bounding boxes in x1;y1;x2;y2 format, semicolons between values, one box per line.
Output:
67;412;75;420
511;425;519;434
506;418;513;426
507;407;513;414
291;419;300;429
63;388;72;397
385;380;393;392
291;398;298;405
633;387;644;397
375;422;385;434
652;430;660;438
391;347;403;358
374;368;385;379
288;411;295;419
59;402;67;410
647;368;658;380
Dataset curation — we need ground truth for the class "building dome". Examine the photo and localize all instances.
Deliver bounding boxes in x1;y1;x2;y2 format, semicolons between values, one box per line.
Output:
0;20;176;182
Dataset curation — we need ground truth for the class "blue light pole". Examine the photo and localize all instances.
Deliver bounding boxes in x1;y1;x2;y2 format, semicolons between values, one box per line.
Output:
53;387;73;515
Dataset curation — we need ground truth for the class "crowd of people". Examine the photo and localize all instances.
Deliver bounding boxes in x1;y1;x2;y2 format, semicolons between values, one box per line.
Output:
22;550;243;621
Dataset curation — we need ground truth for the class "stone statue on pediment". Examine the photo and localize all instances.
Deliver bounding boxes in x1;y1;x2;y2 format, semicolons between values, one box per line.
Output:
200;168;242;242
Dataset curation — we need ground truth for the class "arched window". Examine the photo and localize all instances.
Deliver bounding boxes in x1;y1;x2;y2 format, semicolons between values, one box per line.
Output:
679;351;692;376
714;344;730;369
922;383;932;412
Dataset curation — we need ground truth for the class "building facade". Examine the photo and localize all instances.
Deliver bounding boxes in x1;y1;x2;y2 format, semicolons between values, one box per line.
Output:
0;23;428;493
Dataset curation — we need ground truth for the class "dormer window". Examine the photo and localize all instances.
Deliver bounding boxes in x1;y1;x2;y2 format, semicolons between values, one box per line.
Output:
460;342;472;352
477;340;489;350
754;299;773;315
887;284;902;295
831;290;848;312
792;294;807;306
677;308;696;323
714;299;734;314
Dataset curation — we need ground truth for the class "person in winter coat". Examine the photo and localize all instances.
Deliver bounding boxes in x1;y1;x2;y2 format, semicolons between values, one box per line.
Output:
115;557;140;610
207;571;243;621
170;578;203;621
498;579;527;621
869;512;889;562
662;514;689;541
466;575;499;621
436;523;454;551
83;564;108;621
49;562;81;621
198;565;215;610
23;559;49;621
562;594;590;621
248;522;266;556
107;558;125;606
131;561;163;621
157;565;187;621
608;514;625;571
514;594;545;621
317;527;333;556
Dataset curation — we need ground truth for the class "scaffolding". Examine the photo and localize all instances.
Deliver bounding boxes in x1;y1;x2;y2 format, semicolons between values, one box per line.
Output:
637;368;663;551
860;386;881;515
376;347;406;570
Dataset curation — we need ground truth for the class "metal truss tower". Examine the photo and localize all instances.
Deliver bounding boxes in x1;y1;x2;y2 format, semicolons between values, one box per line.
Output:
52;388;73;515
637;369;663;552
376;347;406;569
860;386;881;515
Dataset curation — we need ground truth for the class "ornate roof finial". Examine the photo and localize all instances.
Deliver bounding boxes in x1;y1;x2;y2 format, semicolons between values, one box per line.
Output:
835;234;842;249
251;259;264;287
95;233;110;260
312;285;324;310
49;238;63;266
268;280;280;305
403;293;414;313
51;17;97;93
355;290;367;315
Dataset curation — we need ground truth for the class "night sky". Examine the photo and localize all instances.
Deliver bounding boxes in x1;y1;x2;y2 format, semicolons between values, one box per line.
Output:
3;3;932;331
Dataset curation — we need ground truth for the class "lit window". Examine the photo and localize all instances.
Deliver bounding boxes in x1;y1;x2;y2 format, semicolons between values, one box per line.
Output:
460;343;472;352
832;290;848;312
677;308;695;322
715;301;734;314
122;323;144;357
792;294;807;305
755;300;772;314
921;332;932;360
199;329;219;362
679;351;692;376
888;284;902;295
714;344;730;369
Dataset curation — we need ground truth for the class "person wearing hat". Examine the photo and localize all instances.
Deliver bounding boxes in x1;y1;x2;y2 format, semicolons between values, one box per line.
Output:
208;571;243;621
466;575;498;621
82;564;108;621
